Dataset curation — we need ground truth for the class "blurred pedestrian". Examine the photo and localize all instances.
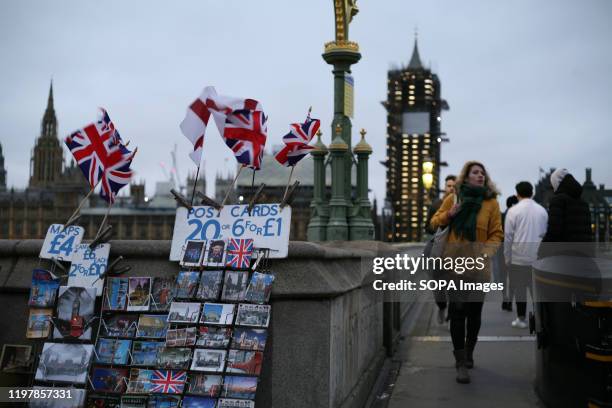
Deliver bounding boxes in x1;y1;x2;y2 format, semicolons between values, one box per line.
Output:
504;181;548;328
430;161;503;384
500;195;519;311
427;174;456;324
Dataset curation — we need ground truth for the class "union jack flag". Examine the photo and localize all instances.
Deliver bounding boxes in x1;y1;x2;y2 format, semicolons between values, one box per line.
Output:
150;370;186;393
275;143;315;167
282;115;320;146
223;109;267;170
225;238;254;269
65;109;136;203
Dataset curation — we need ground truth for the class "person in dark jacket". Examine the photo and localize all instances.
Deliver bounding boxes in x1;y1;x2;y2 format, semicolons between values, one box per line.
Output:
539;168;593;258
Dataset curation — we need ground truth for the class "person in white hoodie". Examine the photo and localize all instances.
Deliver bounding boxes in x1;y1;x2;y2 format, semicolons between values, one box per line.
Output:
504;181;548;328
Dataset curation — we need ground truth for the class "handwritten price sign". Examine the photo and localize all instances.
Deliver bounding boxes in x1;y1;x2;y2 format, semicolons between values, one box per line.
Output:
170;204;291;260
67;243;110;296
39;224;85;261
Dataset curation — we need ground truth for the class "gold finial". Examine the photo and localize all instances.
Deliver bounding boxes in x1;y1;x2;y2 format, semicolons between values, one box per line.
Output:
313;129;328;154
354;127;372;154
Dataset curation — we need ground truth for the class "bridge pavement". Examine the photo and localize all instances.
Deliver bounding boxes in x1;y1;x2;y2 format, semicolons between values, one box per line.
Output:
385;291;544;408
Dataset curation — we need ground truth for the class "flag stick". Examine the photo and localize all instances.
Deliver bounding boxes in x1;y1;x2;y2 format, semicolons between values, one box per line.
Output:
63;179;101;228
282;165;296;202
190;165;200;206
94;199;113;240
221;165;244;207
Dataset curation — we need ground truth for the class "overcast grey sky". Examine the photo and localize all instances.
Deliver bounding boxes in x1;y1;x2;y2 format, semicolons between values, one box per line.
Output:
0;0;610;206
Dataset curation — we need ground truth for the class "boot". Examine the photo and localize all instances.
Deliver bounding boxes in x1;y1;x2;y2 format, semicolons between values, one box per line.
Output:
465;340;476;369
453;350;471;384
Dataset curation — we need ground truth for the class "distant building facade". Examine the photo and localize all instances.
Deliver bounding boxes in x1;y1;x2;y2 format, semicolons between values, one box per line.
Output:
383;38;449;242
0;83;181;240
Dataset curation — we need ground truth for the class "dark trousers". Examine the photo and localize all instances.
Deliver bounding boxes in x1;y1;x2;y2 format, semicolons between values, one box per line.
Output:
448;290;485;350
509;264;533;318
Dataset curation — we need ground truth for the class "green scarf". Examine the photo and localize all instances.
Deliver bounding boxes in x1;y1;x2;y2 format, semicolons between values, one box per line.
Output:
451;184;487;242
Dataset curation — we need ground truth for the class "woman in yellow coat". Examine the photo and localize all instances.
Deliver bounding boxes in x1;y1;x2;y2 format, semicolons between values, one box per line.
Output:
430;160;503;384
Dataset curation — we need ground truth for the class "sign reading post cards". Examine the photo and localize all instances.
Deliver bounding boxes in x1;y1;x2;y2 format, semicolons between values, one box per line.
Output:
170;204;291;260
68;243;110;296
39;224;85;261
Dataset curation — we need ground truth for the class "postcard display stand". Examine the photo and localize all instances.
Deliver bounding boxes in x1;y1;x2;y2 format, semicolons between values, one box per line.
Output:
76;235;275;408
25;216;280;408
25;223;111;408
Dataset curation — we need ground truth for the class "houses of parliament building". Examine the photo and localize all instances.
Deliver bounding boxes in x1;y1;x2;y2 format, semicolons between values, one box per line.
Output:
0;83;319;241
0;83;178;240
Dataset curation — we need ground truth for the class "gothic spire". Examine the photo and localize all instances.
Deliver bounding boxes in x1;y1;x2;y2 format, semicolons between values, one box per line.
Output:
41;80;58;139
408;34;423;70
47;80;54;111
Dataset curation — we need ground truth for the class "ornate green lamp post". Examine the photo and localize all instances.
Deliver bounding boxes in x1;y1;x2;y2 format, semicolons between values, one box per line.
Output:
308;0;374;241
326;124;349;240
350;128;375;239
307;130;329;241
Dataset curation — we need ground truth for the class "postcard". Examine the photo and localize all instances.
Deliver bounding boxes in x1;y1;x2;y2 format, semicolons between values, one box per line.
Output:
244;272;274;304
26;308;53;339
221;376;257;400
35;343;93;384
182;396;217;408
165;326;197;347
0;344;31;373
225;238;254;269
30;387;86;408
221;271;249;302
187;373;222;397
147;395;182;408
235;304;271;328
190;349;226;373
156;347;191;370
86;394;120;408
131;340;164;366
168;302;200;323
181;240;206;267
149;370;186;394
226;350;263;376
101;314;138;338
198;327;232;348
104;277;129;311
127;277;151;311
53;286;96;340
204;239;226;267
196;270;223;300
90;366;128;393
95;338;131;365
151;277;176;311
126;368;154;393
200;303;235;325
136;314;168;338
231;328;267;352
175;271;200;299
217;399;255;408
120;395;148;408
28;268;60;308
